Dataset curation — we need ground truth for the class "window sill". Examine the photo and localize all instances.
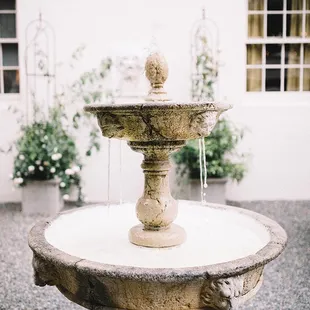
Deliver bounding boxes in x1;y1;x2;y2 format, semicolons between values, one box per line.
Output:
0;94;21;109
240;91;310;107
0;93;20;100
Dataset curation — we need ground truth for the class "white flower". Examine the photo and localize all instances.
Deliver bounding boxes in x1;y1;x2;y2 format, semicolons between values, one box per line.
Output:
65;168;74;175
35;160;41;165
44;135;48;140
28;165;35;172
42;144;46;148
39;166;44;171
60;182;66;188
9;174;13;179
50;167;56;173
16;172;21;176
63;194;70;200
13;177;23;185
19;155;25;160
72;165;80;173
51;153;62;161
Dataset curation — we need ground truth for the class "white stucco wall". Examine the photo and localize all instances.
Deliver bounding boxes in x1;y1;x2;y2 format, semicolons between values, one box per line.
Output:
0;0;310;203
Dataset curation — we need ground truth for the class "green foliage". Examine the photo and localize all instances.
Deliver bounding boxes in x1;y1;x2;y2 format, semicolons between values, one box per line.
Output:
192;35;218;101
6;45;113;201
174;29;248;183
173;118;247;182
12;119;81;194
54;47;113;157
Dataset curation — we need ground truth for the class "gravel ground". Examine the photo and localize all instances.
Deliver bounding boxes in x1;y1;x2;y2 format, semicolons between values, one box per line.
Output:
0;201;309;310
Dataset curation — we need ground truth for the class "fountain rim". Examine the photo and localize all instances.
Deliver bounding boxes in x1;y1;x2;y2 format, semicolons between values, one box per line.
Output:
83;101;232;113
28;201;287;283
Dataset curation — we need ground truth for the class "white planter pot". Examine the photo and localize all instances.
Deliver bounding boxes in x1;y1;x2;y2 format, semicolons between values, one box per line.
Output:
189;178;228;205
22;179;63;216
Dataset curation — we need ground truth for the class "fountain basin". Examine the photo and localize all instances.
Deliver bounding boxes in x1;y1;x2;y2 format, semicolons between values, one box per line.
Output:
84;102;231;141
29;201;287;310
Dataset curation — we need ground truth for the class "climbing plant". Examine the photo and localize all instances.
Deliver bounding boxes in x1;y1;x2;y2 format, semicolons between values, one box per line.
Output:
173;11;247;183
191;35;218;101
4;45;113;203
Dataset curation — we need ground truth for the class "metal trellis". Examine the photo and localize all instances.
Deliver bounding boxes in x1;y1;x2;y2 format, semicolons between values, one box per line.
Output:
24;13;56;124
190;8;221;101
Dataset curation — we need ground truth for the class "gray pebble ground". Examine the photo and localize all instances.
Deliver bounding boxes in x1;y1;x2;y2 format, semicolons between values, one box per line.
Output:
0;201;309;310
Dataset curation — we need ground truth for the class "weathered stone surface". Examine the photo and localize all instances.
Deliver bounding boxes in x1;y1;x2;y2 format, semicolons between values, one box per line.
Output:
28;203;287;310
144;52;170;102
84;102;228;142
128;140;186;247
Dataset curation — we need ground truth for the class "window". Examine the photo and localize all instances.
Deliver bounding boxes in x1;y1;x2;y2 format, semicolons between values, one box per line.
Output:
0;0;19;93
247;0;310;92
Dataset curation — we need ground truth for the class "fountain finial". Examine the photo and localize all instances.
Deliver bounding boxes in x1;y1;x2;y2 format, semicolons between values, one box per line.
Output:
145;52;170;102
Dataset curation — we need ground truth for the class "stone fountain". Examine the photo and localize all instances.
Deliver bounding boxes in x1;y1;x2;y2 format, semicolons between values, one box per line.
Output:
29;52;287;310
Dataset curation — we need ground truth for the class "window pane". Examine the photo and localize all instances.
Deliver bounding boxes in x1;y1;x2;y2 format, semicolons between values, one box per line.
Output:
266;69;281;91
287;0;303;10
2;43;18;66
285;44;301;64
267;14;283;37
306;14;310;38
307;0;310;10
0;14;16;38
248;14;264;37
268;0;283;10
303;68;310;91
0;0;15;10
285;68;300;91
247;69;262;91
248;0;264;10
304;44;310;64
247;44;262;64
4;70;19;93
287;14;303;37
266;44;282;64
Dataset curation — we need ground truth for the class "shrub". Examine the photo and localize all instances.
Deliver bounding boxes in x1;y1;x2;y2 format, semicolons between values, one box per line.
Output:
173;118;247;182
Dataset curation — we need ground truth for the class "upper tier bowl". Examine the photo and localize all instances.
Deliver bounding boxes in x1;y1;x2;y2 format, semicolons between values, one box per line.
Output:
84;101;231;142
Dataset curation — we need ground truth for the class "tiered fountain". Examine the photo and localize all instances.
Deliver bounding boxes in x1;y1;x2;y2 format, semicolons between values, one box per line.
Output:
29;52;287;310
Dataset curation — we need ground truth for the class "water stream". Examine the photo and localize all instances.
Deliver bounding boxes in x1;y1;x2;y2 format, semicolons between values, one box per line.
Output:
119;140;123;205
198;138;208;204
107;139;111;208
107;139;124;208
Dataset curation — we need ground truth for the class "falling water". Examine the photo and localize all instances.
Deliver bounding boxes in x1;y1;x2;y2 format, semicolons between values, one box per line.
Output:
107;134;123;208
198;138;208;203
119;140;123;204
107;139;111;208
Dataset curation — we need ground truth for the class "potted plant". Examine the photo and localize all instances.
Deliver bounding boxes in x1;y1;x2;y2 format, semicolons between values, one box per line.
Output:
11;108;82;215
171;18;247;204
173;118;247;204
5;46;113;215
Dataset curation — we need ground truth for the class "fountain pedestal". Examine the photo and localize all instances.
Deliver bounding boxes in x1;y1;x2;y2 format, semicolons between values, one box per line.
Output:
128;141;186;247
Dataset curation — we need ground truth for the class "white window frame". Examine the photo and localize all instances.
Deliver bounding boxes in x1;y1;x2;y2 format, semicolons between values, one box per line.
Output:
0;2;19;94
246;0;310;92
